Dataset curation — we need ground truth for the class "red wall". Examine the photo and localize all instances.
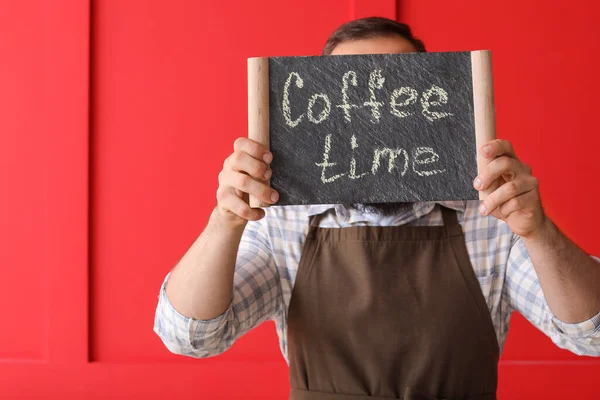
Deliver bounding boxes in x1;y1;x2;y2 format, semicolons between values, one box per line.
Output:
1;0;599;398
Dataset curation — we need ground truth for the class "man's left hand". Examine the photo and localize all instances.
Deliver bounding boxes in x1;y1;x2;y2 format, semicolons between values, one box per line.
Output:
473;139;546;238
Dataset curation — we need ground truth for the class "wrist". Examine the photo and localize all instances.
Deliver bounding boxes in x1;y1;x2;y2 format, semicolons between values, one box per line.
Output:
211;206;249;232
521;213;555;243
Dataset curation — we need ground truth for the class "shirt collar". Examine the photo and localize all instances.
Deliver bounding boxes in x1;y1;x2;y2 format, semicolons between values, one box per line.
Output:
307;201;467;223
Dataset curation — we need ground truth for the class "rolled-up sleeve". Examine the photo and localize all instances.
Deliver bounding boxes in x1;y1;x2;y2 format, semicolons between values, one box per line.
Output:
505;238;600;356
153;273;234;357
153;217;281;358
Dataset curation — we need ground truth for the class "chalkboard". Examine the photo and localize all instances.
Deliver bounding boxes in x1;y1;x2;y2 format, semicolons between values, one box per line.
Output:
247;51;495;207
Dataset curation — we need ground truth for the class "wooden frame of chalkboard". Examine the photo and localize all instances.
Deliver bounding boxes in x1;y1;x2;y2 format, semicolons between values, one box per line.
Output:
248;51;495;207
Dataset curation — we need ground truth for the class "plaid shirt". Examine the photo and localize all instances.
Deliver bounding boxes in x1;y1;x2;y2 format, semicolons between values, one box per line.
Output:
154;201;600;361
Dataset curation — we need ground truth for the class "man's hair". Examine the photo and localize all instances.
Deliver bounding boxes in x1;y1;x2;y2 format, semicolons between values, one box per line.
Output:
322;17;426;55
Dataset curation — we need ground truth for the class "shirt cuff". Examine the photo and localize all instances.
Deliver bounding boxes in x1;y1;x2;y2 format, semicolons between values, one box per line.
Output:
549;256;600;342
156;273;233;349
551;311;600;342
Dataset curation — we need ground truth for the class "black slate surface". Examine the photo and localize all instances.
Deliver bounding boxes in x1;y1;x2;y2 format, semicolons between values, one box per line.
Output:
268;52;478;205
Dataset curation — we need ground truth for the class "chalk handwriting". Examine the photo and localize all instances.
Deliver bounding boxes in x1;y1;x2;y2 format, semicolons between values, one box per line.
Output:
349;135;369;179
363;69;386;123
390;87;418;118
281;71;454;126
372;148;409;176
412;147;446;176
283;72;304;127
421;85;454;122
336;71;359;122
307;93;331;124
315;135;446;184
315;134;345;183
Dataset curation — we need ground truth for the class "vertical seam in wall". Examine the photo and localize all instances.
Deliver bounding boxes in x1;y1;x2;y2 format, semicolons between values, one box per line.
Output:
396;0;402;21
390;0;398;20
87;0;94;363
349;0;356;20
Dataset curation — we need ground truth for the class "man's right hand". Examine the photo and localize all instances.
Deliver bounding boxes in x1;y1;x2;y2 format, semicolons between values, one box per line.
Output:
216;137;279;223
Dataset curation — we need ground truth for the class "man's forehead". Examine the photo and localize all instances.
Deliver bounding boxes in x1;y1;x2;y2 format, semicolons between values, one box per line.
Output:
330;35;417;56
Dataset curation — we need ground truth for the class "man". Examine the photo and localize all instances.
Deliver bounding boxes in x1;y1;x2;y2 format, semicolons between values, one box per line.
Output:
154;17;600;400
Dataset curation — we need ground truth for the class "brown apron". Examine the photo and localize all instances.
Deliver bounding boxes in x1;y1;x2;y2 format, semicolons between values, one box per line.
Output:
287;206;499;400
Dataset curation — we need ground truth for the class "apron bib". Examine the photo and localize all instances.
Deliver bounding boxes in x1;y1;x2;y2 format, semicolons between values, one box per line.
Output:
287;206;499;400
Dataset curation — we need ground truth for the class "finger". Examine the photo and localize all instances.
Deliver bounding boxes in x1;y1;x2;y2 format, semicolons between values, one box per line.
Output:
479;177;537;216
480;139;517;159
233;137;272;164
217;189;265;221
223;170;279;205
228;151;271;181
497;190;539;219
474;156;526;191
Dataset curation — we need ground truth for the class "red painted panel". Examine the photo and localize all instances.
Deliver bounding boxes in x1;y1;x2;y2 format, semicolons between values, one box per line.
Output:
89;0;382;364
0;0;46;361
42;0;90;366
1;0;90;376
1;0;89;365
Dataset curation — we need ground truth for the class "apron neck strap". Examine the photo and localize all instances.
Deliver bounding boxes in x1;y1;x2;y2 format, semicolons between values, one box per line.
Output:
308;212;324;229
308;205;459;229
440;205;459;226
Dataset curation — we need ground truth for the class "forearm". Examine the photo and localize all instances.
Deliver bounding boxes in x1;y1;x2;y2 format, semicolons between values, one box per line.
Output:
522;216;600;323
166;207;247;320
